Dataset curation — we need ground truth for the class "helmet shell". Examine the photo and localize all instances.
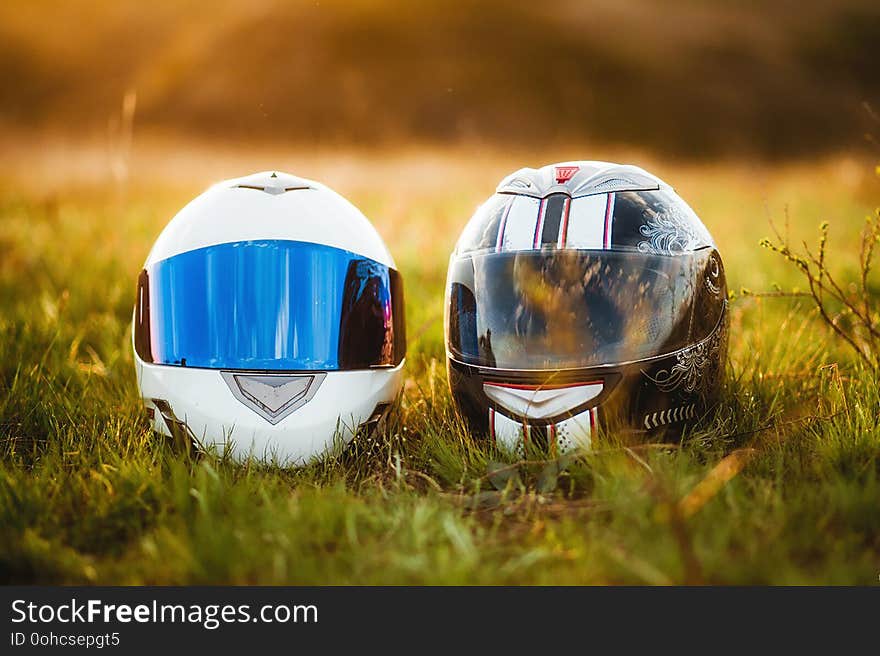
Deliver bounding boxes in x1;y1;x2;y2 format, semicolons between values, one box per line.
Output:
133;171;405;464
445;161;727;452
144;171;395;269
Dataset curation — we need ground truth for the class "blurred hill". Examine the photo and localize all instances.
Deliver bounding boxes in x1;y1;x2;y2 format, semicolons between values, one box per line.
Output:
0;0;877;158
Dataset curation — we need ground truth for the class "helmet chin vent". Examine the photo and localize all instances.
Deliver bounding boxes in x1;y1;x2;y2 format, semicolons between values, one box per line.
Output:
221;371;326;425
483;381;604;421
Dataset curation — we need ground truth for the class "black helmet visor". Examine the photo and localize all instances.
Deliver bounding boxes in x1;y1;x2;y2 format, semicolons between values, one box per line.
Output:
447;247;722;371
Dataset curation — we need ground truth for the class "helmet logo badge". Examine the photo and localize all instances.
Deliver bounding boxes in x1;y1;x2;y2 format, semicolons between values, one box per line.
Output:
554;166;579;184
221;372;326;425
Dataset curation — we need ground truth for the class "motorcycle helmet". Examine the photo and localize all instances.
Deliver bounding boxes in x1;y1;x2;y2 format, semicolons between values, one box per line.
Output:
445;161;727;453
133;171;405;464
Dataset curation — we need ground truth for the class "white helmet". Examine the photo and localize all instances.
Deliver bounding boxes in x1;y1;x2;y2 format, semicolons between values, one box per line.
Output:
133;171;406;464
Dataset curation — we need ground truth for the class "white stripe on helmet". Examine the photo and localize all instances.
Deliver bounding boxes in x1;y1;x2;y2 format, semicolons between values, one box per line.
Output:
498;195;541;252
562;193;610;250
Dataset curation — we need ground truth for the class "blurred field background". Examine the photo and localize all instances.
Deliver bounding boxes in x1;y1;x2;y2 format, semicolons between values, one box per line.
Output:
2;0;879;157
1;1;879;584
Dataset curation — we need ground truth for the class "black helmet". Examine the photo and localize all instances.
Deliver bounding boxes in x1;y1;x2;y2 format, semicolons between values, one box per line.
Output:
444;161;728;453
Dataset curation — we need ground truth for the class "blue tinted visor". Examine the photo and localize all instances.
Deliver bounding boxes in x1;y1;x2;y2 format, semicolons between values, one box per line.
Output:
134;240;405;371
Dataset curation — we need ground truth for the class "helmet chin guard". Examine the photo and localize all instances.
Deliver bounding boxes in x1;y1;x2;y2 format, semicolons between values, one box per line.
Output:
445;161;728;452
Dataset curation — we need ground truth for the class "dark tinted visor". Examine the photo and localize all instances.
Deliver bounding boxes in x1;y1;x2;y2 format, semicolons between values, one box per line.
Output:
134;240;405;370
447;248;722;370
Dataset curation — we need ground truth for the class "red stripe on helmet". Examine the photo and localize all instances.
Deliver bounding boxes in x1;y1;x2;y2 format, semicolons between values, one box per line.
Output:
489;407;496;445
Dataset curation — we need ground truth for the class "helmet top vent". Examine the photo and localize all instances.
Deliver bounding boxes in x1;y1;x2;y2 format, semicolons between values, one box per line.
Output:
230;171;314;195
496;161;667;199
572;172;660;197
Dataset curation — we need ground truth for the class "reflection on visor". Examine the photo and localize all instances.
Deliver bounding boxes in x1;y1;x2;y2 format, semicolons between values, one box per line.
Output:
135;240;405;371
448;248;720;370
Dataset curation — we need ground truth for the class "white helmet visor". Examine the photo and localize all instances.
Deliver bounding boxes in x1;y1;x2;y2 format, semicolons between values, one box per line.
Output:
134;239;405;371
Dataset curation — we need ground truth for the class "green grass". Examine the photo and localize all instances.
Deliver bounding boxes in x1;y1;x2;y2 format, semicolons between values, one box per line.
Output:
1;149;879;584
